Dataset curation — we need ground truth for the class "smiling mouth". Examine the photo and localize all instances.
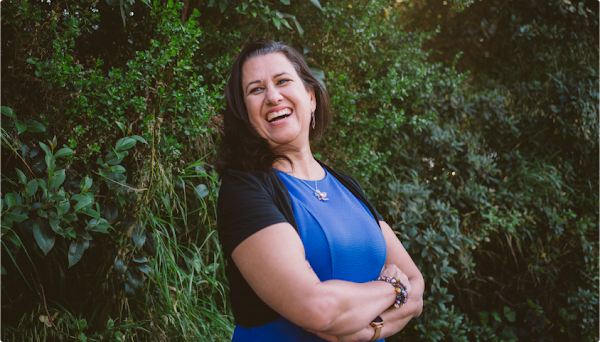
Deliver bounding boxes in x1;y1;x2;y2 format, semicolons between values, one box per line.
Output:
267;108;292;123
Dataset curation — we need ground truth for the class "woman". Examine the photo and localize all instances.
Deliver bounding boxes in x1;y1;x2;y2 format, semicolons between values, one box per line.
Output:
216;39;424;342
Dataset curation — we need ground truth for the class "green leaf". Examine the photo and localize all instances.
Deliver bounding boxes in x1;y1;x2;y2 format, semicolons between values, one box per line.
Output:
4;212;28;222
4;193;17;208
26;179;39;196
87;218;111;233
492;312;502;322
280;0;290;4
136;263;153;275
78;318;88;331
49;169;66;189
74;195;93;212
1;265;6;275
126;269;144;290
49;217;60;233
26;120;46;132
130;135;147;144
57;201;71;216
1;106;16;119
54;148;74;158
68;239;85;268
218;0;227;12
115;121;127;136
16;168;27;185
132;226;146;250
37;178;48;191
32;219;55;255
114;257;127;275
16;122;27;134
194;184;209;198
272;17;281;29
110;165;126;173
39;142;52;156
115;137;136;152
308;0;323;11
504;306;516;322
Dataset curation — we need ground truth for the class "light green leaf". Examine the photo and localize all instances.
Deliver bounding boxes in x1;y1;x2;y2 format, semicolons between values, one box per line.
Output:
1;106;16;119
54;148;74;158
272;17;281;29
308;0;323;11
16;168;27;185
115;137;136;152
68;239;85;268
136;263;153;275
26;120;46;132
49;169;66;189
280;0;290;4
194;184;209;198
16;122;27;134
26;179;39;196
33;219;55;255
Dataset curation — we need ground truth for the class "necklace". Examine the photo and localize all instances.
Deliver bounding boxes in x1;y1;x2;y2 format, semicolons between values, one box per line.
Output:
298;178;329;201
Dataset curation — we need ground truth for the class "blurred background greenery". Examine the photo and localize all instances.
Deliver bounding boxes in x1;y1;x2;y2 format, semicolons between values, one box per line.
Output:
1;0;598;340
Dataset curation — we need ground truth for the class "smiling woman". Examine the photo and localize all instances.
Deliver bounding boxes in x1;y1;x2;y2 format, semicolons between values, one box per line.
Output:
215;40;424;342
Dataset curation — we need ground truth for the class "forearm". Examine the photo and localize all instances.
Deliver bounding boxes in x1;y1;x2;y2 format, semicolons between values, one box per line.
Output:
310;279;398;335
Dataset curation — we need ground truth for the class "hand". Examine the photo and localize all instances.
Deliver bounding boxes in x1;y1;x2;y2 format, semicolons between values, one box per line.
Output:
306;325;375;342
379;263;412;296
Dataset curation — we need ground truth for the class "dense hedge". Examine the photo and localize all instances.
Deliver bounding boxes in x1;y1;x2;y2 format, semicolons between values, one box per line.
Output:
1;0;597;341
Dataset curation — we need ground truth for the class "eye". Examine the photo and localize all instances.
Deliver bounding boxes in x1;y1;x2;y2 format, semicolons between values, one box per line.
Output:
277;78;290;85
249;86;263;94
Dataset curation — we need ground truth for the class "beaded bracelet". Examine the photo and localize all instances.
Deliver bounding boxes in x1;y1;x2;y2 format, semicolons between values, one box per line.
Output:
377;276;409;308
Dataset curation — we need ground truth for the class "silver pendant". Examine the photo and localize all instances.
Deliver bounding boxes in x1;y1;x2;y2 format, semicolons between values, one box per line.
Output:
314;190;329;201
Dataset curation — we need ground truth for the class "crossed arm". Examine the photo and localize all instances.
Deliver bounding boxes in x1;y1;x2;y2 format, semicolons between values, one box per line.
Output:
231;219;424;339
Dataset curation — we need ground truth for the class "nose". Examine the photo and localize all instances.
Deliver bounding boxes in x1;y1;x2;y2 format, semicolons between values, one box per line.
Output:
265;85;283;105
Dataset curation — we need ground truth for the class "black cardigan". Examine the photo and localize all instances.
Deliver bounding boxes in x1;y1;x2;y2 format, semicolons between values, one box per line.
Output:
217;160;383;327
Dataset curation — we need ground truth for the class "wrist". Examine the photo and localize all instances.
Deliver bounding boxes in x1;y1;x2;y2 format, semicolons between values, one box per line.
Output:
368;316;383;342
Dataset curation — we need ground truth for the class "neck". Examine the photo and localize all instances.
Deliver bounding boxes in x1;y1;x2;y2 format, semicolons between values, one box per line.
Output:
273;145;324;180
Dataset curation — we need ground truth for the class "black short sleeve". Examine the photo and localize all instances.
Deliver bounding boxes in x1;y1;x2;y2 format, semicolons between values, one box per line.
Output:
217;170;289;258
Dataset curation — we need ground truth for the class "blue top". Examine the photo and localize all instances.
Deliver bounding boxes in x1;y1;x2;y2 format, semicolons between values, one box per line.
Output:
232;168;387;341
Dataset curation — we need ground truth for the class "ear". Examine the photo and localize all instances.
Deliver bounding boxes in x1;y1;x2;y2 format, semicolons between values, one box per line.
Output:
309;88;317;113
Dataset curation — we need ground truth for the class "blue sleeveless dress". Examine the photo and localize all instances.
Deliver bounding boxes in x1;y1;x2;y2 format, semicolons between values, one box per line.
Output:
232;168;387;341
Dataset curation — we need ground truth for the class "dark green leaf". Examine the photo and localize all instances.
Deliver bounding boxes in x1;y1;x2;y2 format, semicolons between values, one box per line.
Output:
25;179;38;197
133;256;148;263
16;168;27;185
74;195;93;212
115;137;136;152
49;169;66;189
126;269;144;290
4;193;17;208
280;0;290;4
16;122;27;134
87;218;111;233
49;217;60;233
68;238;85;268
136;263;153;275
32;219;55;255
132;225;146;250
1;106;16;119
504;306;516;322
54;148;74;158
114;257;127;275
26;120;46;132
4;212;28;222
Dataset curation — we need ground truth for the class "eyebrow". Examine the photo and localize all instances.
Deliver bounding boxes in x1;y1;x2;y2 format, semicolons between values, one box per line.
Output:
245;72;292;94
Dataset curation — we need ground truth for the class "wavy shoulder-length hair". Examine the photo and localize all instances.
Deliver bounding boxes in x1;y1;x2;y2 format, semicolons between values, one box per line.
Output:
214;39;330;176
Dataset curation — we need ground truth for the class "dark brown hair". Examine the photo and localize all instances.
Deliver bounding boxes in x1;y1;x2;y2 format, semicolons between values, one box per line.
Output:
215;39;330;176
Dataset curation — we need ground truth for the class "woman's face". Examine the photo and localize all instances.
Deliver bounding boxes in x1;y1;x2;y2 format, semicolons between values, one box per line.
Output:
241;52;316;149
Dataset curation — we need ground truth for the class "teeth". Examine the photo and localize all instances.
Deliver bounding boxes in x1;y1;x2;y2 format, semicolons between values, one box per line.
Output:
267;109;292;122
